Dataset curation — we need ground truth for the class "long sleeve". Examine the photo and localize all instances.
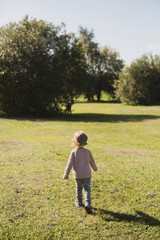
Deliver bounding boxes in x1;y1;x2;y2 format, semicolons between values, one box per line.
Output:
63;151;75;179
89;150;98;171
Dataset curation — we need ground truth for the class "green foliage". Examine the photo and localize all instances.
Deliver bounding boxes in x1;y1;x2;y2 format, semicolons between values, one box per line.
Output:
78;27;124;101
0;17;86;116
79;27;99;101
0;18;124;116
0;16;61;115
94;47;124;101
55;32;87;103
115;54;160;105
2;16;160;116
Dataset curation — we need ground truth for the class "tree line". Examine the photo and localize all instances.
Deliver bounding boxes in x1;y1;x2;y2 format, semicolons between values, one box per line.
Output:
0;16;160;116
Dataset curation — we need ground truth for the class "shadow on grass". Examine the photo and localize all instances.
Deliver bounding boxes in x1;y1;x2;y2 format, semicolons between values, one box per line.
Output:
1;113;160;123
78;100;121;104
64;113;160;123
93;208;160;226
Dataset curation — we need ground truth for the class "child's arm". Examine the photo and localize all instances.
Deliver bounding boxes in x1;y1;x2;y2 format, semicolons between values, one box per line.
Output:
89;150;98;171
63;151;75;179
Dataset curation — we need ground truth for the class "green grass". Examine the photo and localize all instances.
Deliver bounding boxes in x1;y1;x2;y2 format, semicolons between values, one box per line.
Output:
0;102;160;239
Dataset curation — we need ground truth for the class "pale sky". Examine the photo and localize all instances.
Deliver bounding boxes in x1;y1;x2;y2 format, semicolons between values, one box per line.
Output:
1;0;160;65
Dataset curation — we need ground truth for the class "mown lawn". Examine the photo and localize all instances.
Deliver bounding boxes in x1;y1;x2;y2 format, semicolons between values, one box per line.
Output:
0;102;160;239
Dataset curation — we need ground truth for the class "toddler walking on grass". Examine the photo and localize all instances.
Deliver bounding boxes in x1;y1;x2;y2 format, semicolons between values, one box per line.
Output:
63;131;98;214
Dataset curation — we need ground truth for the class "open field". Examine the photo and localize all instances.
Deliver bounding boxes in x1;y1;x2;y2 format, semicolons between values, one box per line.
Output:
0;102;160;239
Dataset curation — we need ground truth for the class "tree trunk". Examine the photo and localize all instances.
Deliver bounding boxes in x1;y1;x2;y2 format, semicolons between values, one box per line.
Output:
87;93;91;101
97;91;101;101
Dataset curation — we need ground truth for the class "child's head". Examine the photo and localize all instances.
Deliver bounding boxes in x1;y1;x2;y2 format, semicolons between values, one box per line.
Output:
72;131;88;148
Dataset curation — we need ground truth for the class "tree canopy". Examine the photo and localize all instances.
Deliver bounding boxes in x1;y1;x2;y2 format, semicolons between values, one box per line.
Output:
78;27;124;101
115;54;160;105
0;17;86;115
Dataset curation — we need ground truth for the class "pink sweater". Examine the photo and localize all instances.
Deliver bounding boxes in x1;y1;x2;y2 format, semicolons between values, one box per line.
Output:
63;148;98;179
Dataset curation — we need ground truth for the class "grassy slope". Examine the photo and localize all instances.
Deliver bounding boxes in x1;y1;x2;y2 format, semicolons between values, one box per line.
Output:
0;103;160;239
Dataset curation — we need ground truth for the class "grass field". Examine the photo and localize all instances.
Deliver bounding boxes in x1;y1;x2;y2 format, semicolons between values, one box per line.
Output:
0;102;160;239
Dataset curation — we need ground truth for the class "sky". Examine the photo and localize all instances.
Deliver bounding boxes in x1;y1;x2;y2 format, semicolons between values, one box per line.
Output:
0;0;160;65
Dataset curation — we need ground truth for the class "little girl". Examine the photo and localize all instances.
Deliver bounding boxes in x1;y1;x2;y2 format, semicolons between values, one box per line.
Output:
63;131;98;214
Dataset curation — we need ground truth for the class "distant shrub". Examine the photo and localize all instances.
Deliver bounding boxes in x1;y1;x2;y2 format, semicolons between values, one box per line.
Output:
115;55;160;105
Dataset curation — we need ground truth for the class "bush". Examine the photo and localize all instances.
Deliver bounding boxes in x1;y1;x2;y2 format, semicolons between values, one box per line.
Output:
0;16;63;115
0;17;86;116
115;55;160;105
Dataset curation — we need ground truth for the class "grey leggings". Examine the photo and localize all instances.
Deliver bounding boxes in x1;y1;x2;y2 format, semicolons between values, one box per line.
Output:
75;178;91;205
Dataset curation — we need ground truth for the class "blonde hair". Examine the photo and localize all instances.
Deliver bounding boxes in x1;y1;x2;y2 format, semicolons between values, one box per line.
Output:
72;131;88;148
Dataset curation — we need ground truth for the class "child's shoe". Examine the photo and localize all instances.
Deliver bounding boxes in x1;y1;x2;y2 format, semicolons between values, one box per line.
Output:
85;203;92;214
75;200;83;207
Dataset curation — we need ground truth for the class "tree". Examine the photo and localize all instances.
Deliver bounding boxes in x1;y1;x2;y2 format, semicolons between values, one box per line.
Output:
114;54;160;105
0;17;86;116
78;27;99;101
55;30;87;108
78;27;124;101
0;16;63;115
94;47;124;101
